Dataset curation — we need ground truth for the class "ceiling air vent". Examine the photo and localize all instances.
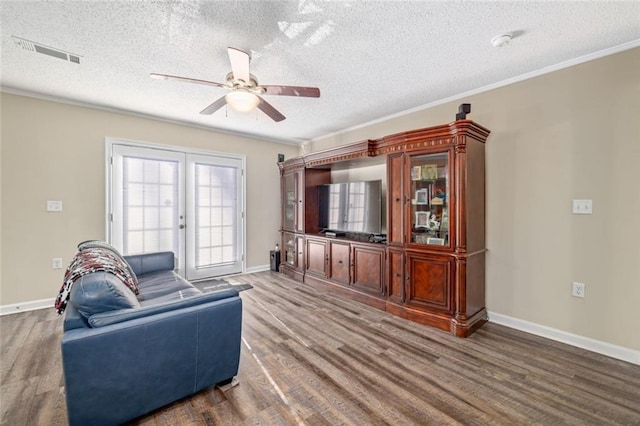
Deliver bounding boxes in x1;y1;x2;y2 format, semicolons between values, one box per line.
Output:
12;36;82;65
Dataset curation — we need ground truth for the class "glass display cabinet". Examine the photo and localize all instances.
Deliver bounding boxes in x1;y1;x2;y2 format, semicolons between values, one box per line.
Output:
409;153;449;247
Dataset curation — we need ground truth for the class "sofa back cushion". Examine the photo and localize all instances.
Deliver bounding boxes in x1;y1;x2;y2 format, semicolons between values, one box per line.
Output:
55;246;139;315
70;272;141;319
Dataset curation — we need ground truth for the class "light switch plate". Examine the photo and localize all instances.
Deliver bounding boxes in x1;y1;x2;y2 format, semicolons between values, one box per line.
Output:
572;199;592;214
47;200;63;212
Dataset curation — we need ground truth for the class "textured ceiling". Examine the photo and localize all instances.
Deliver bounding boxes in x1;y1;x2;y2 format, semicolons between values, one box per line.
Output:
1;1;639;144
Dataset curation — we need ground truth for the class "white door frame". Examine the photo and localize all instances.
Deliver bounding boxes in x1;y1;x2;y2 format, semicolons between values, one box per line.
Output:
105;137;246;277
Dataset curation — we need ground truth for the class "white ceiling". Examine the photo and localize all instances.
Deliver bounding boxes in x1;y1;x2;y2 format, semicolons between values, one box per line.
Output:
1;1;639;144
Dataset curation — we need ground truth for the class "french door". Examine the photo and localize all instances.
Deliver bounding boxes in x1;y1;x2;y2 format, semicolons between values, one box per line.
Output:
109;142;244;280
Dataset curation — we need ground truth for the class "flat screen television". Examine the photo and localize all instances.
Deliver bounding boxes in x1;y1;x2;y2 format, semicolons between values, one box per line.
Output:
317;180;382;234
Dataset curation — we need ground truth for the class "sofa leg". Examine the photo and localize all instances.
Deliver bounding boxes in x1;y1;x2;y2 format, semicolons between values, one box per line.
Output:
216;376;239;391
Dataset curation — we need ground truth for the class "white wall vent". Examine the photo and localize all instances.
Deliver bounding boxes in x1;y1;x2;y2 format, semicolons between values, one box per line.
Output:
12;36;82;64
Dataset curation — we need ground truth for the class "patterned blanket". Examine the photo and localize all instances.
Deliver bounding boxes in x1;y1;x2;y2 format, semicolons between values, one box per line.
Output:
54;247;139;315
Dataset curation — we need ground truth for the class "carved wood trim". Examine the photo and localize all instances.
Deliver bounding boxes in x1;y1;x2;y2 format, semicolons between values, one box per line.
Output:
278;157;305;173
303;139;376;168
298;120;489;167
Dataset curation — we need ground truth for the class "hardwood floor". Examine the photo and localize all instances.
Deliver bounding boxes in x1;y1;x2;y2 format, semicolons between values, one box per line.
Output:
1;271;639;425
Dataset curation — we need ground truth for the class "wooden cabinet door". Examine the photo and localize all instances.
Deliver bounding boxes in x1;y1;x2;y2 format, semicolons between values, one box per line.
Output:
387;248;404;304
406;252;453;313
328;241;350;285
305;238;327;277
351;244;384;295
386;153;404;246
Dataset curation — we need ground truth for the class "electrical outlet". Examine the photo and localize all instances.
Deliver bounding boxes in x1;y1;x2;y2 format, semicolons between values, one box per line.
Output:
52;258;63;269
572;282;585;298
572;199;592;214
47;200;63;212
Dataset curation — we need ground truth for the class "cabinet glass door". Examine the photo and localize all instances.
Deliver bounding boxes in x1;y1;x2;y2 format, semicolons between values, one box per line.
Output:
283;173;295;231
409;153;450;246
284;233;296;266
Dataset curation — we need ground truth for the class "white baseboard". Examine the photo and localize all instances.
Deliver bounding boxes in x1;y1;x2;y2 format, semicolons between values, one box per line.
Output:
488;311;640;365
245;264;270;274
0;298;55;316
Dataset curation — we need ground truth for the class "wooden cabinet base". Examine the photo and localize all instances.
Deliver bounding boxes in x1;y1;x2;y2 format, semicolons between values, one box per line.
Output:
451;308;488;337
386;301;487;337
304;274;387;310
279;264;304;281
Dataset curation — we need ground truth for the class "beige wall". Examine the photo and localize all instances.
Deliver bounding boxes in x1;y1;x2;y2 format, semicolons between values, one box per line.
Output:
0;93;298;306
309;48;640;351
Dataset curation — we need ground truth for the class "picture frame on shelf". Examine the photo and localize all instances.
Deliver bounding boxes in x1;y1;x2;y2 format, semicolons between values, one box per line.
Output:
427;237;446;246
410;165;422;181
415;211;430;228
414;233;430;244
415;189;429;205
422;164;438;180
440;208;449;231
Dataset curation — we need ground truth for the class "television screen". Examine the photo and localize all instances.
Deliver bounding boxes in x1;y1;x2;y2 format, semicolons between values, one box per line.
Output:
318;180;382;234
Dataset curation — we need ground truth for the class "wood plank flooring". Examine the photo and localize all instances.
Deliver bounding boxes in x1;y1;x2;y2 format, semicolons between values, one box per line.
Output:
1;271;639;425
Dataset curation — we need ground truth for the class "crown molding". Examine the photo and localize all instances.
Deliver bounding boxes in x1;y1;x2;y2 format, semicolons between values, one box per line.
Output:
0;86;304;146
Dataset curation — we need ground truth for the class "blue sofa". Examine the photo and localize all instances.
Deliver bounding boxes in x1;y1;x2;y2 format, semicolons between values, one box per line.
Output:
61;251;242;426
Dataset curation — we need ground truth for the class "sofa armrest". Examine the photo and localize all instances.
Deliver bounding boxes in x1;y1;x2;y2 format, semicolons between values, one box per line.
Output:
124;251;175;277
62;295;242;426
88;288;238;327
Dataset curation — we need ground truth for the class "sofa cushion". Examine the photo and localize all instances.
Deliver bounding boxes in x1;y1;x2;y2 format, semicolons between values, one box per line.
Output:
124;252;175;277
87;288;239;327
70;272;141;319
136;270;197;301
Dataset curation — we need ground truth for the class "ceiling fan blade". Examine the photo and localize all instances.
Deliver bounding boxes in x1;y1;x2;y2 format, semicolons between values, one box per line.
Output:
227;47;251;84
260;85;320;98
199;96;228;115
257;96;286;122
150;73;227;89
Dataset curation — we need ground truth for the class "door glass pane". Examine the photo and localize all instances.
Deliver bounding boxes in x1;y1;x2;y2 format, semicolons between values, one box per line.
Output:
194;163;237;268
283;173;295;230
122;157;179;255
410;153;450;246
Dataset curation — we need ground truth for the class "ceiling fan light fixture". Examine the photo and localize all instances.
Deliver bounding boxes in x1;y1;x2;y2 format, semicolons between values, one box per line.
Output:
225;90;259;112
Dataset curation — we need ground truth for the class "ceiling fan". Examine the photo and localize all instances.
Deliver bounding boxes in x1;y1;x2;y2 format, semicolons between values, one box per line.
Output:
150;47;320;122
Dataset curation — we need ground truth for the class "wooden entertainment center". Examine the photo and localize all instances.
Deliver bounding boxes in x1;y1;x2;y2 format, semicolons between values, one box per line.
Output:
278;119;490;337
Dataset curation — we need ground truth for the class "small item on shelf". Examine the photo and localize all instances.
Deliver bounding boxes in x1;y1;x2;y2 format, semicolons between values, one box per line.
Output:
415;189;429;205
415;211;430;228
427;237;446;246
422;164;438;180
441;209;449;230
410;165;422;180
431;197;444;205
